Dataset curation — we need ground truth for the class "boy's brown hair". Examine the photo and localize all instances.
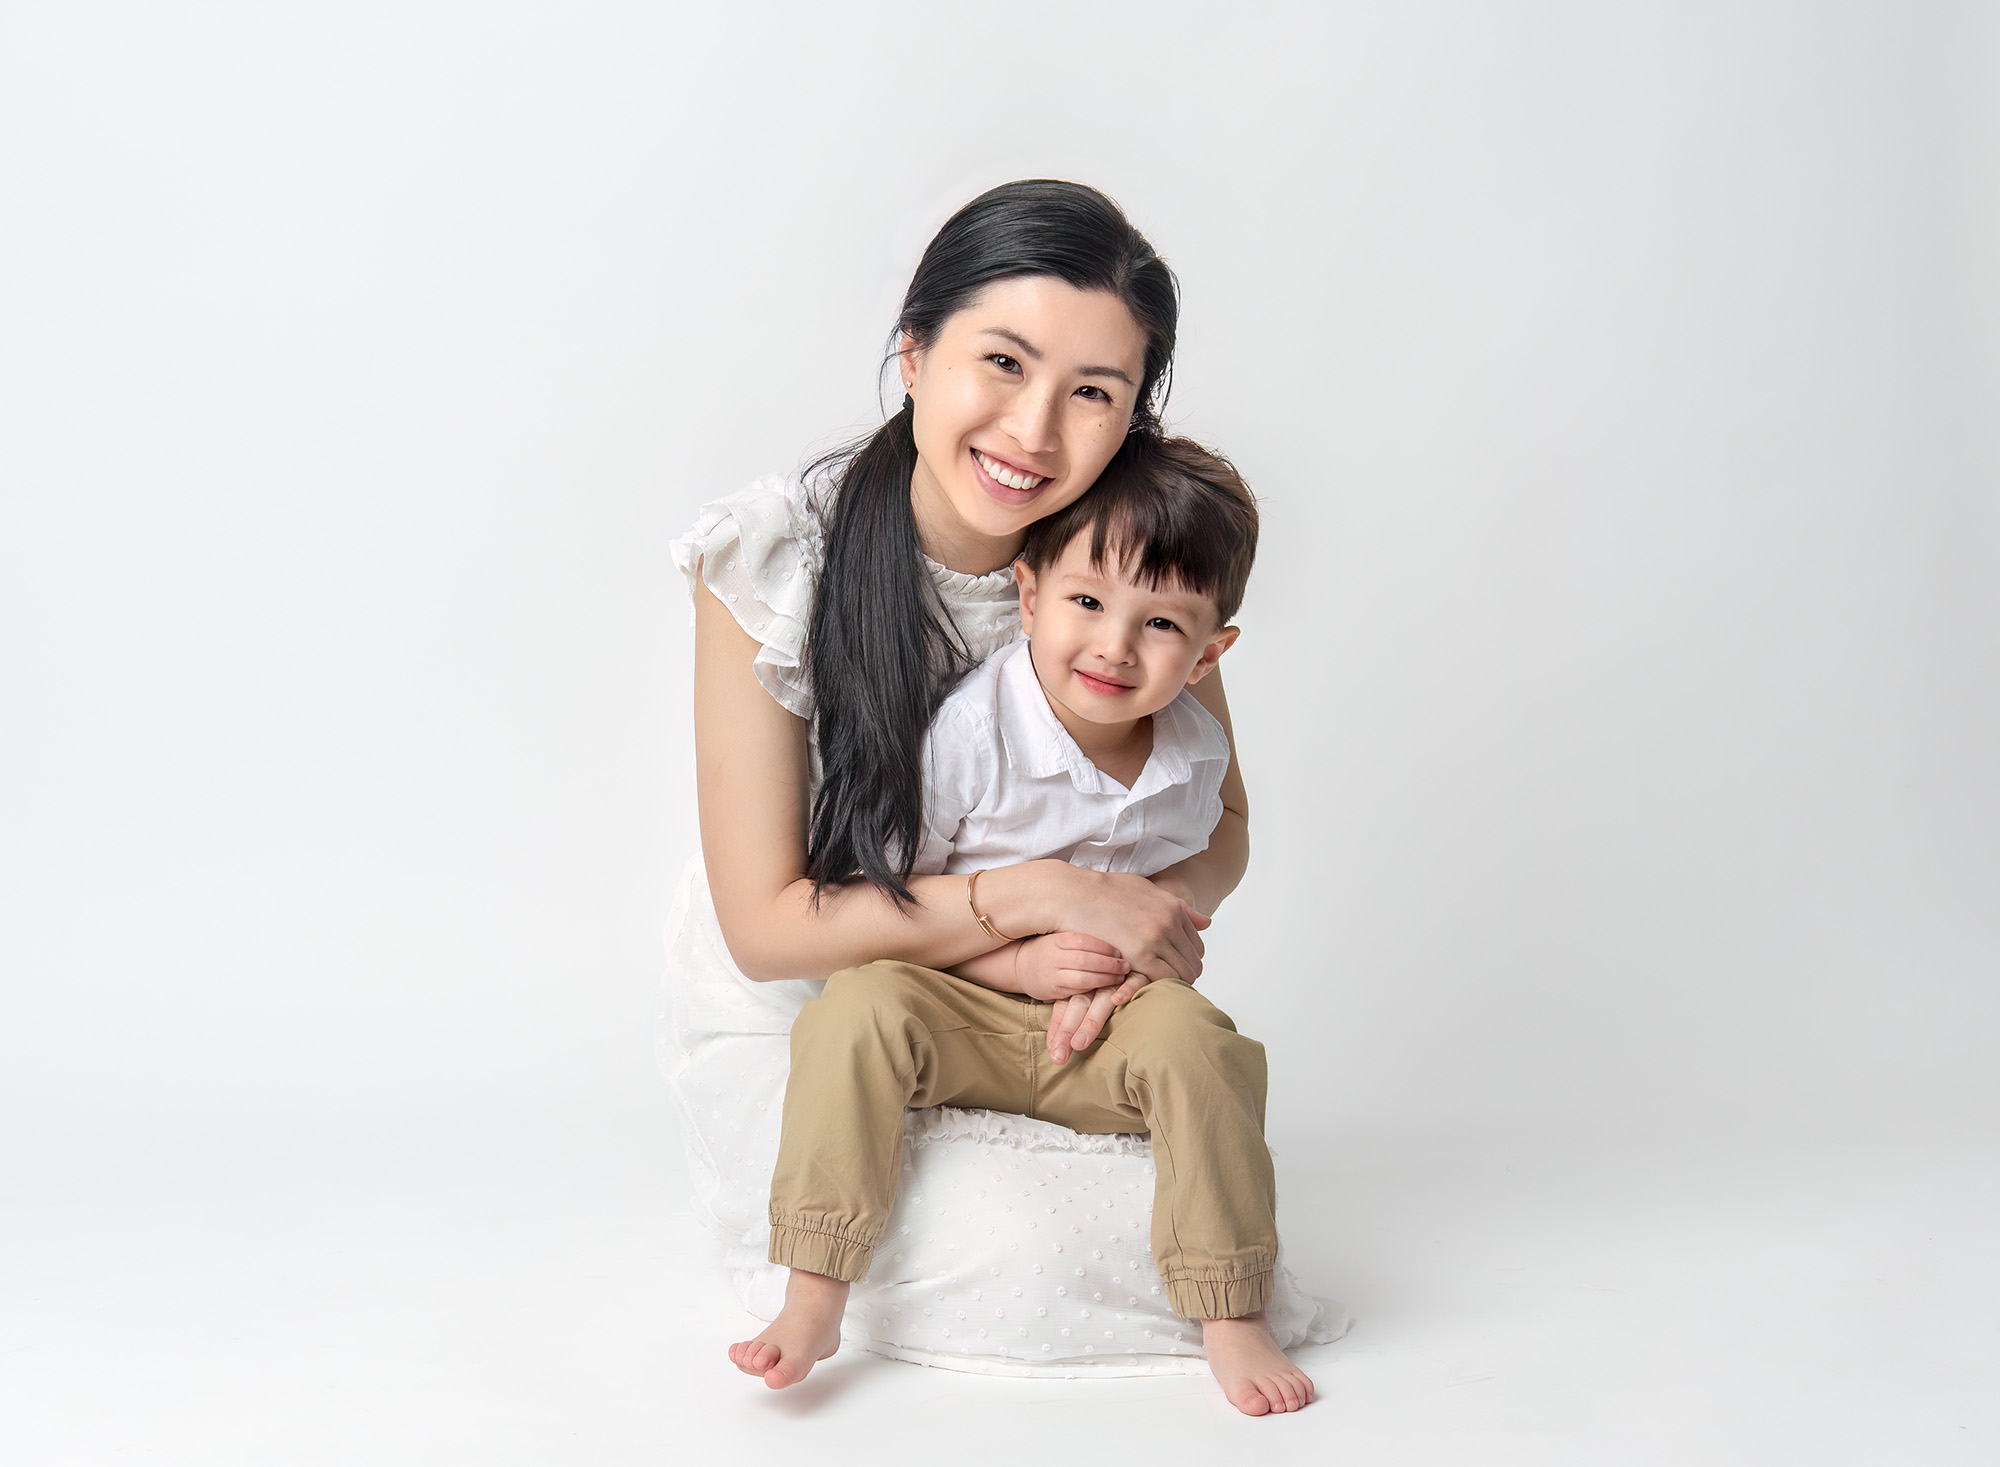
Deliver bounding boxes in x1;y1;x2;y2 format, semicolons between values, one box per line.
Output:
1018;433;1259;625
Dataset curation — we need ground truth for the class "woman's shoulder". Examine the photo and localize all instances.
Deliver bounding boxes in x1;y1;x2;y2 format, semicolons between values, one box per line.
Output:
672;472;829;582
674;471;833;719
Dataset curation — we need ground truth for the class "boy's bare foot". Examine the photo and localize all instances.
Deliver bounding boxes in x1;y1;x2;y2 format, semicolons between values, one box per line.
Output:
727;1269;849;1389
1202;1312;1315;1415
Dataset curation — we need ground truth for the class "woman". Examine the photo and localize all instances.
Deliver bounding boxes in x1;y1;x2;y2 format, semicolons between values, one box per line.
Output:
674;180;1312;1415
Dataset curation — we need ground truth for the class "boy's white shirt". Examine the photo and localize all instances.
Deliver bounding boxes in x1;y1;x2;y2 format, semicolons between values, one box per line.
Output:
912;638;1232;879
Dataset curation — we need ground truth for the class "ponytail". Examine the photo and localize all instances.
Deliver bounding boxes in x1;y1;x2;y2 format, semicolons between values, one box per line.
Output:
802;404;975;901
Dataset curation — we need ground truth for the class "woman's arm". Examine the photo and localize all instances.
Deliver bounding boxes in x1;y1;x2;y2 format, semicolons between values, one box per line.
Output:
694;577;1207;982
1148;669;1251;917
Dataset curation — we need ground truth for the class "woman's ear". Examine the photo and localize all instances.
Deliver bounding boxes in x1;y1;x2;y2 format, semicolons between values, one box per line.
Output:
1013;560;1038;635
897;332;921;392
1185;624;1240;686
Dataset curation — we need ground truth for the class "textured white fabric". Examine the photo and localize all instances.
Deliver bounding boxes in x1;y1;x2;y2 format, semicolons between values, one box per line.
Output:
668;472;1021;721
661;473;1346;1374
914;639;1231;880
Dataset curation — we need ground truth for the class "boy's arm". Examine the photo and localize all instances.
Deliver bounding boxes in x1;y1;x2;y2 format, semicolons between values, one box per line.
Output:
948;941;1025;992
951;930;1130;1004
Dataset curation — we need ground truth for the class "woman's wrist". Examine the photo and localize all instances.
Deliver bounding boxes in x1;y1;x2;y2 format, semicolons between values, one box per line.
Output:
973;859;1095;942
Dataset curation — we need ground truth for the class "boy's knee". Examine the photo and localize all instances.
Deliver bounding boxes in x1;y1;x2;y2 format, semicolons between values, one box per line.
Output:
1118;978;1235;1040
1111;982;1265;1080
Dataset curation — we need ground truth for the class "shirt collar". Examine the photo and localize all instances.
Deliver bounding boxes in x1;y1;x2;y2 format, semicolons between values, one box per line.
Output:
994;639;1231;797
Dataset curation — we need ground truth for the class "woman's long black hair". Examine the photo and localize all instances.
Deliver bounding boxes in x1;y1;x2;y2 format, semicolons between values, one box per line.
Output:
803;179;1179;903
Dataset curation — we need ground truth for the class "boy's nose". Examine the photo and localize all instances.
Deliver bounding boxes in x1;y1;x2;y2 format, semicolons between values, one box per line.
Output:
1094;627;1138;664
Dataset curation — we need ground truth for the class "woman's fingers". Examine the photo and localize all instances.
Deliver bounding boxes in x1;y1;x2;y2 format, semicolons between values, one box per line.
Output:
1065;990;1123;1052
1047;994;1091;1063
1048;998;1081;1060
1076;875;1202;983
1167;905;1206;981
1049;975;1151;1059
1152;926;1201;984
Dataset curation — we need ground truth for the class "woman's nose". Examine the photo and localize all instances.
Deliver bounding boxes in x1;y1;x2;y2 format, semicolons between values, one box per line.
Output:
1001;384;1063;455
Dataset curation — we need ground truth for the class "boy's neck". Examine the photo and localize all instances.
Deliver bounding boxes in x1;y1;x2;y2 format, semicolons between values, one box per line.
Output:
1036;684;1155;787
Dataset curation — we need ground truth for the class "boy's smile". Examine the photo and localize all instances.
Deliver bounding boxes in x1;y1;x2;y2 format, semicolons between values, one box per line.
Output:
1013;532;1239;773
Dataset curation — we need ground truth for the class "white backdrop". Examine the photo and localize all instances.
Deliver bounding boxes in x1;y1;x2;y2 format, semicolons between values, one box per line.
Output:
4;0;1996;1236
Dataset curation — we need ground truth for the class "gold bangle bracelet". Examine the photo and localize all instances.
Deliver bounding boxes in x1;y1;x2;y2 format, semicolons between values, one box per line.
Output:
966;869;1019;943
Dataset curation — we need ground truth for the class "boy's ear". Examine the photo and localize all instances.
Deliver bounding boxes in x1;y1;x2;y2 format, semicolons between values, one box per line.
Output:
1185;624;1240;687
1013;560;1038;635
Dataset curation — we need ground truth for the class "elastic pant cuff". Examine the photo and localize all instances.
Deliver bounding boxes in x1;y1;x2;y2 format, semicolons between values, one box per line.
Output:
768;1218;875;1283
1166;1268;1273;1321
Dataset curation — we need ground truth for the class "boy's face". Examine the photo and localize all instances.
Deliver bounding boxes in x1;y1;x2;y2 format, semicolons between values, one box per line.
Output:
1014;532;1240;728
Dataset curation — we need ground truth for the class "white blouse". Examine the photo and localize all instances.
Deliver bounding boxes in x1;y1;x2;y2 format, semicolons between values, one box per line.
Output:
671;472;1023;721
912;640;1231;879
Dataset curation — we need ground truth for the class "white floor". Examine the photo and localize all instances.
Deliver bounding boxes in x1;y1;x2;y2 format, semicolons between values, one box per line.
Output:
5;1129;1994;1466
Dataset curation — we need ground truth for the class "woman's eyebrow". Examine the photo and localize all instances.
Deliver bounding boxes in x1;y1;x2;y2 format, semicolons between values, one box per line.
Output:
978;327;1136;388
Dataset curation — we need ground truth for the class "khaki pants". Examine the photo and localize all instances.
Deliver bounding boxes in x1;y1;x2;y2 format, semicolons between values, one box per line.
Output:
768;961;1277;1320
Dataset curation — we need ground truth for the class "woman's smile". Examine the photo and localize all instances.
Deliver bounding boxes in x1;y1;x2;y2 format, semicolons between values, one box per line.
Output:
971;447;1053;504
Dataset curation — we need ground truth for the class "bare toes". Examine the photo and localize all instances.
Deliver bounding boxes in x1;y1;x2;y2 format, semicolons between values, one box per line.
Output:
1232;1386;1272;1416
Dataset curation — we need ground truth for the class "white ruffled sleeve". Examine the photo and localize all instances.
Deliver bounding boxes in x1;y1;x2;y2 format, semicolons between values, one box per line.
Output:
671;474;825;720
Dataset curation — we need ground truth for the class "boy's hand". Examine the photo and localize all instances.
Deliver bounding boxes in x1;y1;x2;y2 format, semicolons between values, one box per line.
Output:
1046;973;1151;1064
1013;931;1131;1005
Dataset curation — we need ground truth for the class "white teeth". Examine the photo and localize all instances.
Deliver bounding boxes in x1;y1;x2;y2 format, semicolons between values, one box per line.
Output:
976;450;1046;492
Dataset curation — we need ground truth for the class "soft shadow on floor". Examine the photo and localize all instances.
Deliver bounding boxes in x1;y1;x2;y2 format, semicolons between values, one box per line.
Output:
3;1135;1994;1466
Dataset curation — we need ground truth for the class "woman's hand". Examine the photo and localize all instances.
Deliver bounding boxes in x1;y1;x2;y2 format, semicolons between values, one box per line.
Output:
1046;972;1151;1064
1056;869;1210;985
1011;932;1131;1004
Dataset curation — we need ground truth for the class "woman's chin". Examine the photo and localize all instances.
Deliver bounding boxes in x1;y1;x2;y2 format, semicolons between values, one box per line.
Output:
945;488;1050;544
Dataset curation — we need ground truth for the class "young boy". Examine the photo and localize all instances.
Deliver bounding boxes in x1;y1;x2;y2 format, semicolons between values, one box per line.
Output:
733;436;1314;1415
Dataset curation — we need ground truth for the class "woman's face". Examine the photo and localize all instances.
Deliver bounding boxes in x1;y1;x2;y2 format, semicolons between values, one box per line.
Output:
902;276;1149;572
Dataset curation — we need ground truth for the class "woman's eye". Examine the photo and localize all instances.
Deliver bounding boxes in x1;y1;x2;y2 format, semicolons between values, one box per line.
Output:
989;354;1021;374
1076;385;1111;402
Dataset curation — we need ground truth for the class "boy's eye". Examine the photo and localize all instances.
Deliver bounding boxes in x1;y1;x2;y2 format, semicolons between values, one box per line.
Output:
1146;617;1182;633
1071;595;1102;612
